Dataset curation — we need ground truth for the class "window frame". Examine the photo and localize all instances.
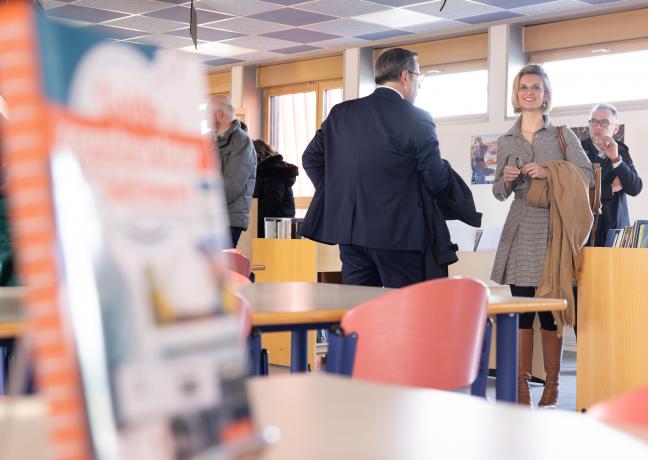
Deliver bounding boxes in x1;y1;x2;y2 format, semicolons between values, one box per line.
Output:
530;42;648;113
262;79;343;198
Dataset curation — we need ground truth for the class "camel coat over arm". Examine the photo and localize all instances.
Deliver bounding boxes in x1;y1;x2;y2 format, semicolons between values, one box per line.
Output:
490;116;594;288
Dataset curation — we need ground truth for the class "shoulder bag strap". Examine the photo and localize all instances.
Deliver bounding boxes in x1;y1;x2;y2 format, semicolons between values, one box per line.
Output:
556;125;567;158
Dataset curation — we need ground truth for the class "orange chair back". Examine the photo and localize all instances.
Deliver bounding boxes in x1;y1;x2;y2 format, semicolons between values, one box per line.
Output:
227;270;251;286
222;249;251;277
589;386;648;426
340;277;488;390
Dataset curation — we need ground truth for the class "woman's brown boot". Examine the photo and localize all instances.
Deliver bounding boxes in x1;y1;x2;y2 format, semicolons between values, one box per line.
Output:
518;329;534;407
538;329;563;408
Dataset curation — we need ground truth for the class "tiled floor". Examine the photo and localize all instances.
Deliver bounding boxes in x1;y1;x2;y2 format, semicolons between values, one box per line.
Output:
269;351;579;411
484;351;577;411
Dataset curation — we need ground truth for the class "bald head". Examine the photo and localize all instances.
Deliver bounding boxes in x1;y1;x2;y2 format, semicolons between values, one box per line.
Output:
211;95;236;134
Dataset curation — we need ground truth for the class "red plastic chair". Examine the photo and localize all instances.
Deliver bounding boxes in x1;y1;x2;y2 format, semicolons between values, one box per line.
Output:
227;269;251;286
330;278;489;391
588;386;648;427
222;249;251;278
236;292;268;376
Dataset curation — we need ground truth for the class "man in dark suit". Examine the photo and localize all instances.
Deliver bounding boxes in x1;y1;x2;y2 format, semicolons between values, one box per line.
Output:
581;103;642;246
300;48;449;288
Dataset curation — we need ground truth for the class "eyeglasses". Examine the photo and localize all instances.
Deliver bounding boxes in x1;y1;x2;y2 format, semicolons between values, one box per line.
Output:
407;70;425;82
588;119;612;128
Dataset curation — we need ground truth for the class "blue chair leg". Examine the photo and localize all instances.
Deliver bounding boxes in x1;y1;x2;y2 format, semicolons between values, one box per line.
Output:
325;326;357;377
471;318;493;397
325;326;344;375
339;332;357;376
248;328;263;376
0;338;14;395
260;348;268;376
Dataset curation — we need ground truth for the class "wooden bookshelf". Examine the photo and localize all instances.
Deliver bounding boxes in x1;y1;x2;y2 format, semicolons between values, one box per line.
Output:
577;247;648;410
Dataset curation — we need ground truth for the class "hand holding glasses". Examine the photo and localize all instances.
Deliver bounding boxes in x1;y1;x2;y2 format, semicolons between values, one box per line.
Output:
516;157;526;183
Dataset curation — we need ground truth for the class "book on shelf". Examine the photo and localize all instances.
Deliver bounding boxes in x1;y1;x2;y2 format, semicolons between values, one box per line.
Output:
636;220;648;248
605;229;621;247
0;4;257;459
604;221;648;248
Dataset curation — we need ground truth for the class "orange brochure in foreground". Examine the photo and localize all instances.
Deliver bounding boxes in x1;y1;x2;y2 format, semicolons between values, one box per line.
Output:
0;4;256;459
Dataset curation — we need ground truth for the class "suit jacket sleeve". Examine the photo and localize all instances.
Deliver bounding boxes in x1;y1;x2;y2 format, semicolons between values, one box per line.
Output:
615;145;643;197
414;113;448;195
302;119;327;190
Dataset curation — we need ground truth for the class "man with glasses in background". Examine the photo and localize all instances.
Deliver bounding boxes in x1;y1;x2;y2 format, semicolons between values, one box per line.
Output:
581;103;643;246
300;48;449;288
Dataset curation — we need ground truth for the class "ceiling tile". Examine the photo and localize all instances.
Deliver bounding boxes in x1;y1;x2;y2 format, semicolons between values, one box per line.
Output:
298;0;391;16
580;0;622;4
309;36;367;48
272;44;322;54
303;18;389;36
262;28;340;43
127;33;198;48
143;5;232;22
354;8;443;28
46;4;128;23
204;17;291;34
511;0;590;15
75;0;171;14
194;0;277;15
223;35;302;51
455;10;523;24
205;57;245;66
41;0;68;9
365;0;431;6
355;29;413;40
85;24;149;39
167;26;244;41
180;41;256;57
248;7;338;27
49;17;94;27
407;0;502;20
264;0;313;5
104;15;187;33
401;18;465;34
156;0;190;3
476;0;554;7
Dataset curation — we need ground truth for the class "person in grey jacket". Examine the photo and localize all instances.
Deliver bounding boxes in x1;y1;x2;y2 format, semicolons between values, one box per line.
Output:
211;95;256;247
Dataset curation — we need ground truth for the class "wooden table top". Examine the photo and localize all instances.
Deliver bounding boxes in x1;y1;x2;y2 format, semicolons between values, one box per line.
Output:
3;377;647;460
247;374;648;460
0;283;567;335
237;282;566;326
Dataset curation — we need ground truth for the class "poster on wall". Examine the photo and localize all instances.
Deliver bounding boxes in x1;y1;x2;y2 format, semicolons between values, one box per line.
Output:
470;134;498;184
570;124;625;143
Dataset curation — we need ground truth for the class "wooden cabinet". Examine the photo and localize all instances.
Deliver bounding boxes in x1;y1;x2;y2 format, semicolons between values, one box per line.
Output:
251;238;341;368
577;248;648;410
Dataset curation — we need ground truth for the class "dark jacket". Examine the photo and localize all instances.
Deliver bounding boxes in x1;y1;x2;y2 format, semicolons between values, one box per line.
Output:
581;138;642;246
217;119;256;229
254;154;298;237
421;161;482;279
301;87;449;251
